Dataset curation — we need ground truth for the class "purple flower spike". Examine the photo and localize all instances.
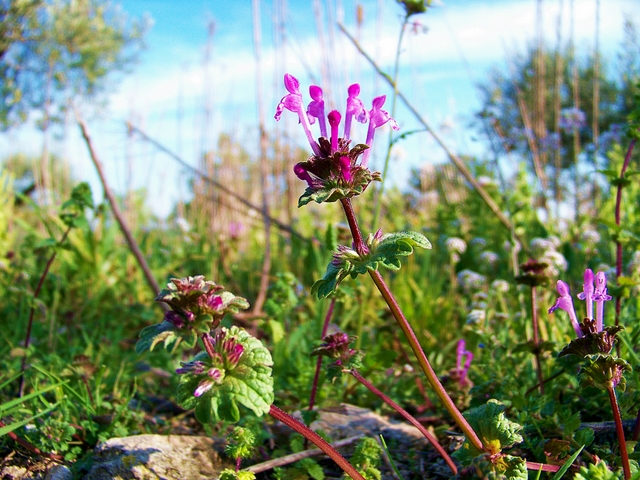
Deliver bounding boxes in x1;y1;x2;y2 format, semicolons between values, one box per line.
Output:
275;74;321;155
593;271;612;332
548;280;583;337
307;85;327;138
344;84;368;140
362;95;399;167
577;269;595;321
328;110;341;153
456;339;473;386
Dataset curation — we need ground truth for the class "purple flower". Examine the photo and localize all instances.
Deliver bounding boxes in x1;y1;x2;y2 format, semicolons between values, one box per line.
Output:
456;339;473;386
164;310;186;328
344;84;368;140
576;269;595;321
549;269;613;337
274;74;321;155
307;85;327;138
176;360;207;375
328;110;341;153
274;74;398;195
194;379;214;397
548;280;583;337
362;95;399;167
339;156;353;182
593;271;612;332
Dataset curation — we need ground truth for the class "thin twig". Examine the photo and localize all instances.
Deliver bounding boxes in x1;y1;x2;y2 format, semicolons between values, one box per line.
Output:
245;435;361;474
0;420;64;462
126;123;313;243
338;22;523;251
76;113;165;308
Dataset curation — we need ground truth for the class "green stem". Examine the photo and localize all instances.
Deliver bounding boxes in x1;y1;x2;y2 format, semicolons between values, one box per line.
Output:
268;404;365;480
371;14;409;230
19;225;73;397
607;386;631;479
531;286;544;395
349;368;458;474
338;199;484;453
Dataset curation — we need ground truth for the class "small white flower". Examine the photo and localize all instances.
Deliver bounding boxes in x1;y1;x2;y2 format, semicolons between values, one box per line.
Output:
491;280;510;293
479;251;499;267
457;269;486;292
466;309;486;324
445;237;467;255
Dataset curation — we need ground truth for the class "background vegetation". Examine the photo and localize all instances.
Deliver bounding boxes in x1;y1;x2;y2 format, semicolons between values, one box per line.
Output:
2;0;640;478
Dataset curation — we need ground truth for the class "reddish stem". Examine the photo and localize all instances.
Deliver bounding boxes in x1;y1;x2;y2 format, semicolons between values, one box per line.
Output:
608;386;631;479
268;404;365;480
0;419;64;462
614;137;636;328
309;298;336;412
340;198;367;256
339;199;484;453
349;369;457;474
526;461;561;473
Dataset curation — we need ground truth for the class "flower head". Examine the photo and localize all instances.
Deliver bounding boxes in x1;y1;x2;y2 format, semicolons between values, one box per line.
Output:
274;74;398;205
548;269;613;337
311;331;364;375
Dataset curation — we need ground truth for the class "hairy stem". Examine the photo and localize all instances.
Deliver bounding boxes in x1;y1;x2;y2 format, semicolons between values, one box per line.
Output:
349;369;458;474
339;199;484;452
607;386;631;479
269;404;365;480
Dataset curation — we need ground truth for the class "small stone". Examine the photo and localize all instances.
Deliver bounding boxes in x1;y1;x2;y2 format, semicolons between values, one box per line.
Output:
85;434;233;480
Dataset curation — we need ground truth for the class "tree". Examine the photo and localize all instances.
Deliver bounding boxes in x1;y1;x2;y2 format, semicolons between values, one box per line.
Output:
476;22;640;218
0;0;146;130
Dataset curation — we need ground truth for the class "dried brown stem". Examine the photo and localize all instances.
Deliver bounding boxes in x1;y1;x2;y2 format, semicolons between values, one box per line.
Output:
76;113;164;308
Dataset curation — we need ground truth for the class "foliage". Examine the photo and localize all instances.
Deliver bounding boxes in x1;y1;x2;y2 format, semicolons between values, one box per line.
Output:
312;230;431;298
0;0;147;129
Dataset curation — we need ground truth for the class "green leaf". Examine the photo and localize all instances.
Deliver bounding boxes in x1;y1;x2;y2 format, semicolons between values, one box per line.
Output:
135;321;196;353
578;354;631;391
177;326;274;424
311;231;431;298
454;399;523;464
552;445;585;480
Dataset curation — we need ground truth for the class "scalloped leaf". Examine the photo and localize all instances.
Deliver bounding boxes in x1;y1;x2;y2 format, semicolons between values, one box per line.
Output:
578;354;631;391
454;399;523;465
311;231;431;298
176;326;274;424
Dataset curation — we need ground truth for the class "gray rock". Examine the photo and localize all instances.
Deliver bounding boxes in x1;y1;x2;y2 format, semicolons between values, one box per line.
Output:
0;463;71;480
85;434;234;480
44;465;73;480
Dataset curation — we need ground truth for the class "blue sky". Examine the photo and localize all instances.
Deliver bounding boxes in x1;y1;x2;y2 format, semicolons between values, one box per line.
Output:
2;0;637;216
